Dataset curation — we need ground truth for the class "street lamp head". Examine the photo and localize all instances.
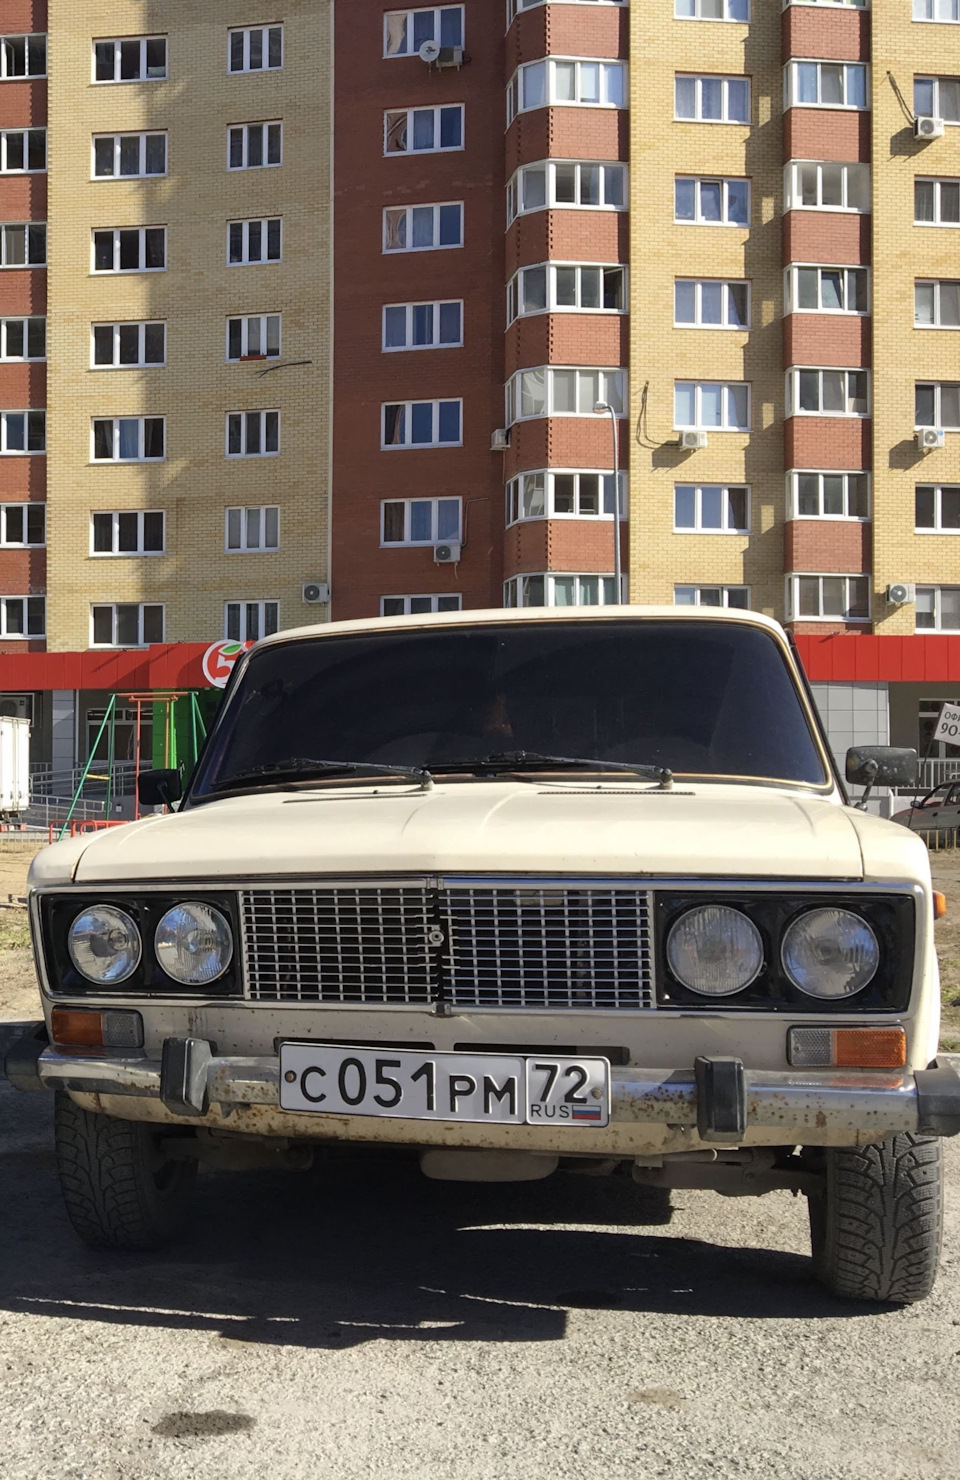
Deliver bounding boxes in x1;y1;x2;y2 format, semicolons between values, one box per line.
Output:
593;401;611;414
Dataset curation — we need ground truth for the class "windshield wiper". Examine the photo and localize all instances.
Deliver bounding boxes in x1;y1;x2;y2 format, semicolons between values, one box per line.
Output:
210;757;434;793
428;751;673;789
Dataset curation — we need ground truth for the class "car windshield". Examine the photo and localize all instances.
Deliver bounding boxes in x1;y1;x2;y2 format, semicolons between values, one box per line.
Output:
188;619;830;800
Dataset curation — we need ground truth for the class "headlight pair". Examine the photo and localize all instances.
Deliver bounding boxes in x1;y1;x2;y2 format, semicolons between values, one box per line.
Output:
666;903;879;1001
68;902;233;988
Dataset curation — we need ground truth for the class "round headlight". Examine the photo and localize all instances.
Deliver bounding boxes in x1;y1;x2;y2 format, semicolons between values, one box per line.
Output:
155;902;233;986
68;905;142;985
666;904;764;997
781;907;879;999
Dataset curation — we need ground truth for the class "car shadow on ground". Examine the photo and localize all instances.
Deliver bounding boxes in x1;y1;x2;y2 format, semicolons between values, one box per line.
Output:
0;1085;874;1347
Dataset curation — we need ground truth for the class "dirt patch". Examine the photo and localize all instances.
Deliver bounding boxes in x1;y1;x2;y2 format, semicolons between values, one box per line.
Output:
930;852;960;1050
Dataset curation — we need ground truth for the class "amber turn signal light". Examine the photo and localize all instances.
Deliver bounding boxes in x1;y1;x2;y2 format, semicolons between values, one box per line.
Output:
50;1007;143;1051
788;1026;907;1069
934;891;947;921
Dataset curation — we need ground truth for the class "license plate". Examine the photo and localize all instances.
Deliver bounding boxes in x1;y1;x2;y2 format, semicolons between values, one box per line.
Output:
278;1044;610;1127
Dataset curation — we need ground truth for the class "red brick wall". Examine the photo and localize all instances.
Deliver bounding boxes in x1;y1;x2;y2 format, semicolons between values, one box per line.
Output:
782;6;870;63
508;5;628;68
506;109;627;175
784;108;870;164
506;313;628;376
783;211;870;266
784;518;871;573
507;212;628;275
783;313;870;369
504;417;629;479
785;416;871;469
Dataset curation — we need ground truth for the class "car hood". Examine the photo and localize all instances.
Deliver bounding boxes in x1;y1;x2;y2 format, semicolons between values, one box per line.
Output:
28;780;930;887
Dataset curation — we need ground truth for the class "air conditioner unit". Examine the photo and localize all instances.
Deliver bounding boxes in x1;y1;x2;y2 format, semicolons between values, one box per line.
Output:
680;430;709;449
915;115;945;140
419;40;464;68
302;582;330;605
887;583;917;606
434;542;461;564
0;694;32;722
917;428;946;450
490;428;510;451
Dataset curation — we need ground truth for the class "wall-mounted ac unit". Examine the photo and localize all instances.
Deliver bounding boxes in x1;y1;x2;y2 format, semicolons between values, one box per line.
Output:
302;582;330;604
915;116;944;140
0;694;33;722
434;542;461;564
490;428;510;451
886;583;917;606
419;40;464;68
917;428;946;450
680;430;709;449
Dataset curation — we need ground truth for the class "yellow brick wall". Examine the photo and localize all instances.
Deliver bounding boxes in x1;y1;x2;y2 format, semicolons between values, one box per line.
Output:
46;0;332;651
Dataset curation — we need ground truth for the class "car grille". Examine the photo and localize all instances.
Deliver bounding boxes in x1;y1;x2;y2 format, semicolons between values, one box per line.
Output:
239;882;655;1010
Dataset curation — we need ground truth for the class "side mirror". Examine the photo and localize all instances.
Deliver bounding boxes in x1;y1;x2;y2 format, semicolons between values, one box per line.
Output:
137;768;183;808
845;746;918;788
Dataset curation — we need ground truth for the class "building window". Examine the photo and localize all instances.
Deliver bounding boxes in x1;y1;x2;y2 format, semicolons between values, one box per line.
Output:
784;160;870;211
915;76;960;120
228;25;283;72
508;0;626;17
674;381;749;430
507;59;626;123
504;574;617;608
0;318;44;360
227;122;282;170
0;596;44;637
228;217;282;265
784;61;868;110
91;511;165;556
915;0;960;19
915;177;960;224
93;37;167;83
381;594;462;615
92;227;165;274
675;74;750;123
384;105;463;155
786;368;869;417
675;176;749;225
0;223;45;268
92;322;165;368
226;410;280;457
790;471;869;519
507;264;626;321
383;301;462;351
0;411;44;453
92;417;164;462
676;0;748;17
225;600;279;641
507;367;625;423
784;0;865;5
674;484;750;532
916;484;960;530
788;575;870;621
0;505;44;546
506;470;624;523
92;603;164;647
382;497;461;545
226;314;281;360
384;7;464;56
382;400;462;448
0;35;46;78
674;585;749;608
915;281;960;327
916;382;960;428
674;279;749;327
785;265;868;314
917;587;960;628
226;506;280;552
0;129;44;174
93;132;166;179
507;160;627;222
383;202;463;252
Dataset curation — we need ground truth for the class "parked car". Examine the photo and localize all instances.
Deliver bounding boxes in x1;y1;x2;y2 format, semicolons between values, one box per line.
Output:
7;607;960;1303
893;782;960;834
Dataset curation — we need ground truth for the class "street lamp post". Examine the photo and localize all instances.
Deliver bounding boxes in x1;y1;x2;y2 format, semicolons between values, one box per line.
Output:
594;400;621;603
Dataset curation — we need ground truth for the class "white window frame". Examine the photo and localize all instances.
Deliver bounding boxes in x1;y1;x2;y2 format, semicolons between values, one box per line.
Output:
915;280;960;328
917;587;960;629
675;176;750;225
508;0;627;20
674;381;750;430
225;506;280;552
915;177;960;225
224;600;280;642
228;25;283;72
786;367;870;417
787;574;871;622
92;36;167;83
0;317;44;361
507;263;627;321
91;321;166;369
0;596;44;638
0;504;44;546
674;278;750;327
782;0;866;8
381;399;463;449
788;470;870;520
0;35;46;79
226;314;281;361
91;417;165;463
914;76;960;122
91;226;166;275
225;410;280;458
503;573;618;608
383;202;463;253
1;223;45;267
506;469;626;523
915;484;960;532
384;7;464;57
507;59;627;124
916;382;960;429
90;511;166;557
676;0;749;18
785;264;869;314
783;60;869;110
507;160;627;223
92;132;166;179
227;121;282;171
0;129;44;174
675;74;750;123
674;585;750;608
381;300;463;351
228;217;282;265
91;603;164;648
784;160;871;212
914;0;960;19
506;367;626;424
0;411;44;453
380;496;462;545
380;594;463;615
673;483;750;533
383;104;464;156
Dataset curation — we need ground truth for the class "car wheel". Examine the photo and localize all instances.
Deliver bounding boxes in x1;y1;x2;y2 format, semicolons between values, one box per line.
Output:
807;1134;943;1305
54;1091;198;1251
